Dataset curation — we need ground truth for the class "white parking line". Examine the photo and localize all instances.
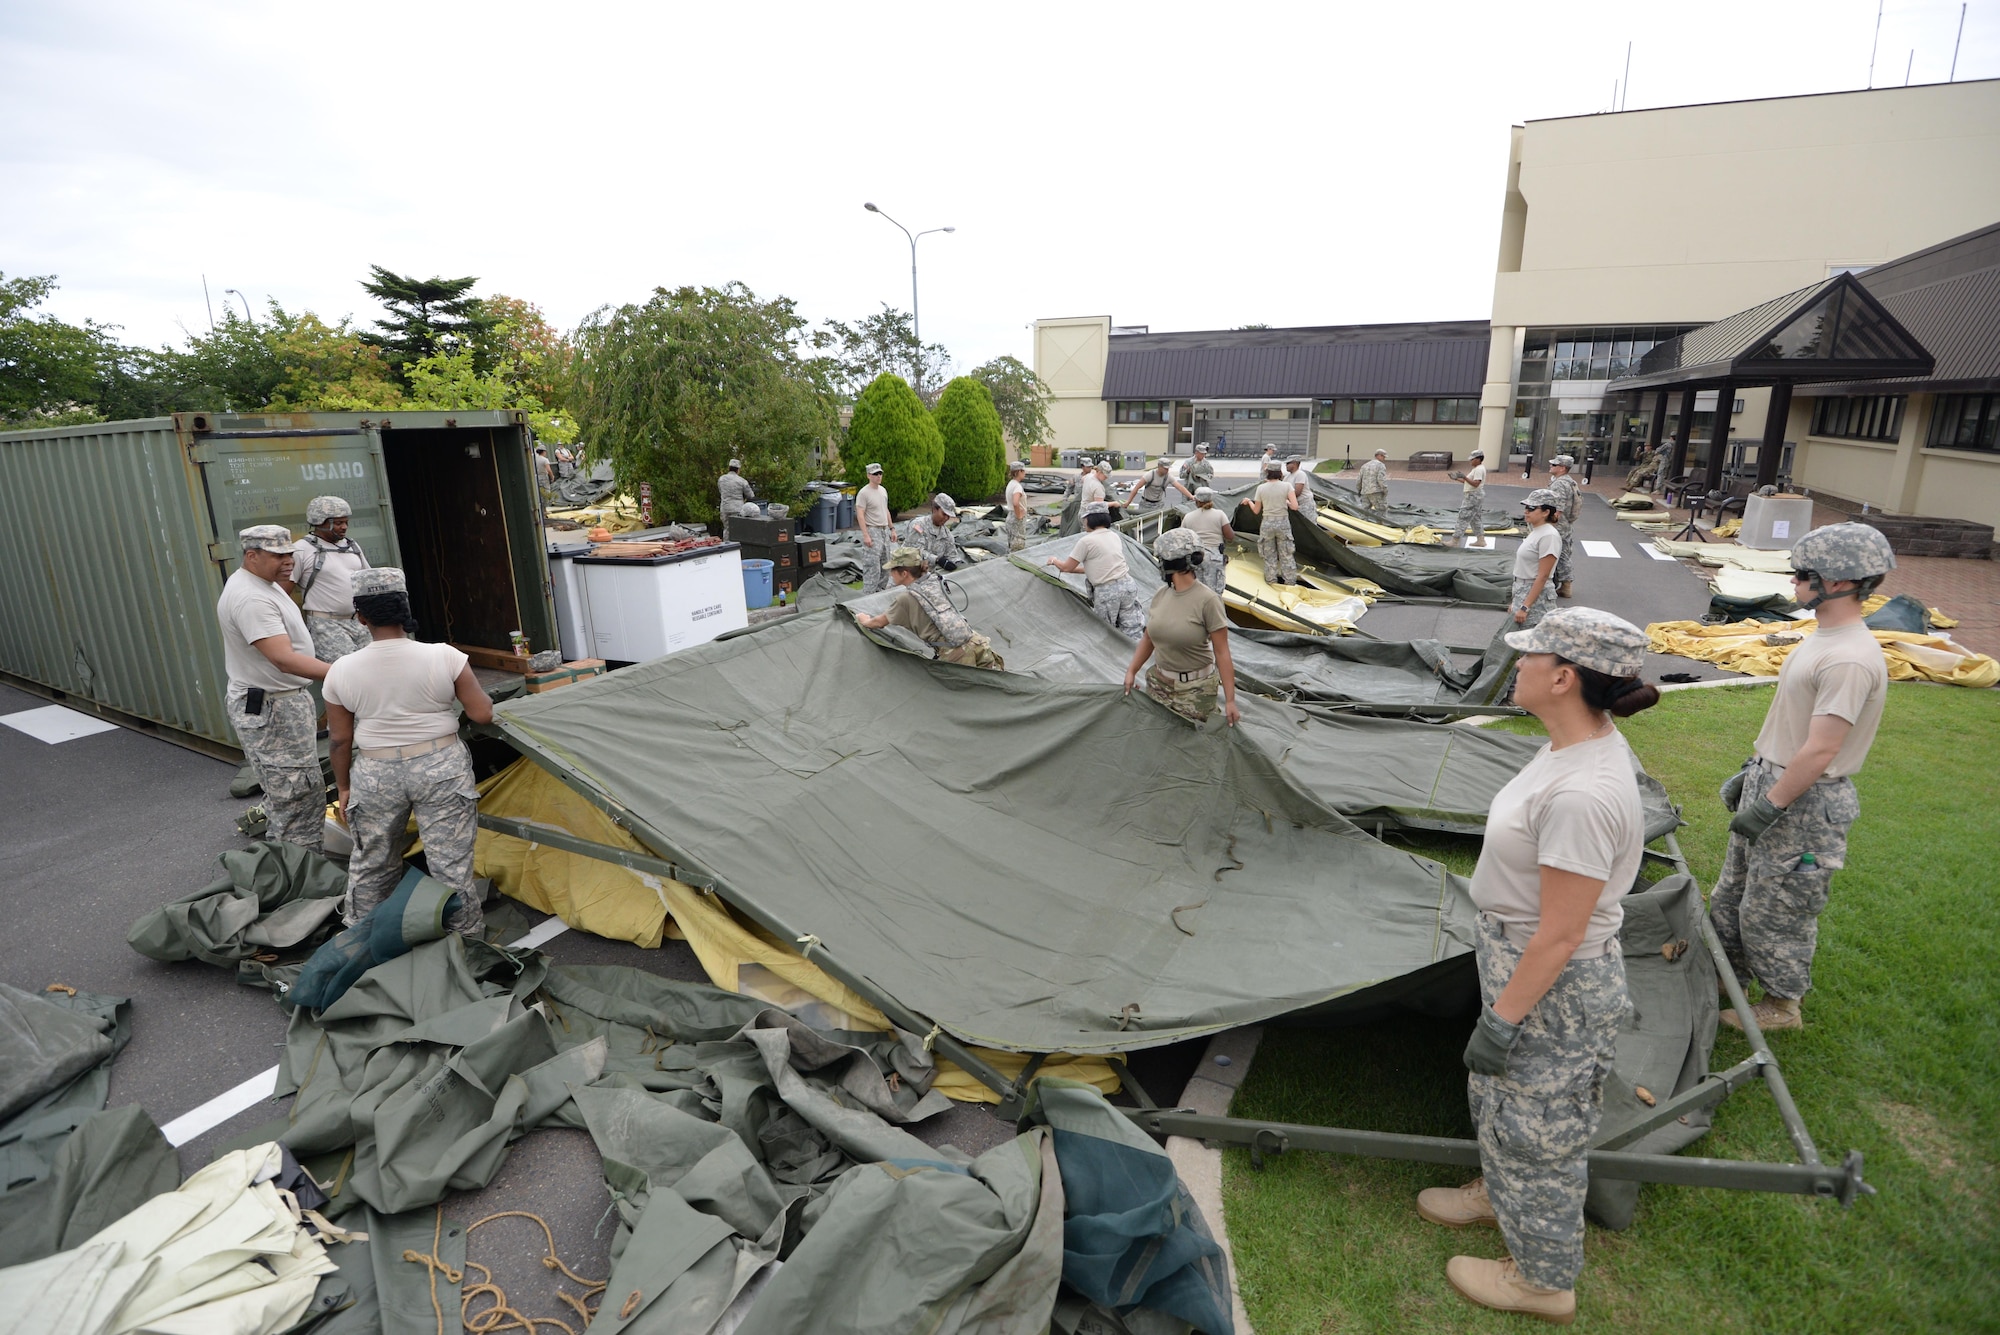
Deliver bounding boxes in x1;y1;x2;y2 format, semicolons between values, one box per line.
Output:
1580;540;1621;558
1642;545;1679;561
158;918;570;1147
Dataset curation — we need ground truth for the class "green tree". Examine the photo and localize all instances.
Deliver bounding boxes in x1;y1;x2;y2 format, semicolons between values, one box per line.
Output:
932;376;1007;502
0;272;131;427
969;354;1054;453
815;306;953;403
570;283;836;526
843;373;943;511
139;303;403;414
401;348;575;444
359;266;499;380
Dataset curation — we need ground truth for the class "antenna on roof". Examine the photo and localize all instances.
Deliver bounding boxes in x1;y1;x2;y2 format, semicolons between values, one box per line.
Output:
1867;0;1883;87
1904;49;1914;85
1621;41;1632;110
1951;3;1966;80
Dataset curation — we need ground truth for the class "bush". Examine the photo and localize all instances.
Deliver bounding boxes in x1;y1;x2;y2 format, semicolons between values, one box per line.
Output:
843;373;942;512
931;377;1007;502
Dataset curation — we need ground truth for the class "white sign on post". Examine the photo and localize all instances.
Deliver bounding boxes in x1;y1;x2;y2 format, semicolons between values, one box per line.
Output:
1771;519;1791;539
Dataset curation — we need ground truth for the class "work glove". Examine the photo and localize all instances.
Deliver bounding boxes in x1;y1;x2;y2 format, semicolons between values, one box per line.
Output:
1719;767;1747;812
1729;794;1786;843
1462;1005;1522;1077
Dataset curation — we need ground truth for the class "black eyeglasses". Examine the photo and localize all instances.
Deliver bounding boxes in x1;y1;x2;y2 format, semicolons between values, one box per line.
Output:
1790;569;1818;582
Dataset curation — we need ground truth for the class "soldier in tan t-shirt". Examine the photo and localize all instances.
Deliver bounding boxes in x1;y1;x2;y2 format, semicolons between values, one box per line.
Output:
1711;524;1895;1033
1248;463;1299;585
1122;528;1237;724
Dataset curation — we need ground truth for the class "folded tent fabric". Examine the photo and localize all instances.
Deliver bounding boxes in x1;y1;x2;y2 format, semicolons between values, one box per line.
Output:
1646;618;2000;687
0;1104;179;1268
0;981;117;1124
126;841;349;982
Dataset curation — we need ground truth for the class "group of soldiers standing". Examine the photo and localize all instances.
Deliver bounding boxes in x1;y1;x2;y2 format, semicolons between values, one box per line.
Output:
216;496;492;940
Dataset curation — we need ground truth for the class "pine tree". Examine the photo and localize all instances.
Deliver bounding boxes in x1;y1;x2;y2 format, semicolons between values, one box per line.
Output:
844;373;942;512
932;376;1007;502
359;266;499;379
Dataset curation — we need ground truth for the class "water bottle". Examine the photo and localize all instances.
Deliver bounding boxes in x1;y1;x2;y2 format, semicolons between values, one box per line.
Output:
1800;852;1817;869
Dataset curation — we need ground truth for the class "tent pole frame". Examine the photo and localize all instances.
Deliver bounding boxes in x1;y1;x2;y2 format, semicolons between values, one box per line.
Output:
1114;830;1871;1206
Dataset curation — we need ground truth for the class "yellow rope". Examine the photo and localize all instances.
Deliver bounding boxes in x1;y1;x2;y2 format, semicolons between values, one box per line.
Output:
401;1208;607;1335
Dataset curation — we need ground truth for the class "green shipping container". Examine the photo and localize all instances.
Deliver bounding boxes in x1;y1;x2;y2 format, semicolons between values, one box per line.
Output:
0;409;555;759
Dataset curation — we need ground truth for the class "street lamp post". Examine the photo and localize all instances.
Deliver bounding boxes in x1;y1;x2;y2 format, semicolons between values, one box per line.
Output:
863;202;954;391
223;288;254;324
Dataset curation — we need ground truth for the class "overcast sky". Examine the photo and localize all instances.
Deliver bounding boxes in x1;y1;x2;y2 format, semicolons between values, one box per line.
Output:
5;1;1993;373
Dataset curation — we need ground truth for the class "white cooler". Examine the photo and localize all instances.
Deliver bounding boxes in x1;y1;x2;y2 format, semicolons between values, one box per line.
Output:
1741;495;1816;550
576;544;748;662
547;541;596;662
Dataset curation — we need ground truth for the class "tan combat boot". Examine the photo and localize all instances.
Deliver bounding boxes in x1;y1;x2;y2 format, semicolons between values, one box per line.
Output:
1722;996;1802;1031
1417;1177;1498;1228
1446;1255;1576;1324
1557;581;1574;598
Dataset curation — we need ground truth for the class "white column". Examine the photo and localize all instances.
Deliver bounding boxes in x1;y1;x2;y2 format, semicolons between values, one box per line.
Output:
1477;324;1515;459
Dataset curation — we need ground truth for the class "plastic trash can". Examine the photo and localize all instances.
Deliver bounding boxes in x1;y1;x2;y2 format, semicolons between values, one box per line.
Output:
741;559;774;609
837;494;856;531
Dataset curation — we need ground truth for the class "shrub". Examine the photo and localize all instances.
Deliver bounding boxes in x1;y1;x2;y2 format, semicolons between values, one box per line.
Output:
932;377;1007;502
843;372;942;512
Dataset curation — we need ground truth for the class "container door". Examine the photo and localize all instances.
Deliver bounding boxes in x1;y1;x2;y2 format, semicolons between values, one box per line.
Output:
192;425;398;574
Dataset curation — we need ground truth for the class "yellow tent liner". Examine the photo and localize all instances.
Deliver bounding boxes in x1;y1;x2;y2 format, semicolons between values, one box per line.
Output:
470;759;1121;1102
1220;545;1378;634
1646;618;1998;688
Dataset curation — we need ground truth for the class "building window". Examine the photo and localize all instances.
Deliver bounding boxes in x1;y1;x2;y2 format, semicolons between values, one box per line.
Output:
1113;400;1166;424
1810;395;1905;442
1930;394;2000;452
1434;398;1482;423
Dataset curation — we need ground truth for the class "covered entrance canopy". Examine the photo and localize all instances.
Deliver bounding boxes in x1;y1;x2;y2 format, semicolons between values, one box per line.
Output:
1609;272;1933;491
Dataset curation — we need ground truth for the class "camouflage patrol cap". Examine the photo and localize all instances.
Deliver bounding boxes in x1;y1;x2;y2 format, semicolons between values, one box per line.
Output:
1550;455;1575;468
1504;607;1647;677
866;462;883;474
1009;459;1026;472
1082;501;1110;517
351;567;408;597
1525;488;1560;510
931;494;959;517
1153;527;1203;562
305;495;352;524
884;545;925;571
1194;441;1209;453
1791;522;1896;581
240;524;295;553
1194;487;1216;502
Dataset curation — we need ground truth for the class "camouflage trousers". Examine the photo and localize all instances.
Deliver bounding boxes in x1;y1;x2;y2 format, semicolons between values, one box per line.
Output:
859;524;895;594
1509;576;1555;628
1448;494;1485;547
1468;913;1628;1292
1257;524;1298;585
343;739;483;936
1196;547;1227;595
1709;757;1858;999
1553;520;1576;586
1145;664;1218;722
1005;512;1027;552
1089;576;1147;640
227;686;323;853
938;631;1005;672
1361;491;1389;524
307;613;370;663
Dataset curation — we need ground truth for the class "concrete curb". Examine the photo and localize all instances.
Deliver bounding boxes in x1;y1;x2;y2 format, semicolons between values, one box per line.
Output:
1168;1025;1264;1335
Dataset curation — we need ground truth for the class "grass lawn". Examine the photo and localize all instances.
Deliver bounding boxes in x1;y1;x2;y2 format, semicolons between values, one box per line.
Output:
1221;682;2000;1333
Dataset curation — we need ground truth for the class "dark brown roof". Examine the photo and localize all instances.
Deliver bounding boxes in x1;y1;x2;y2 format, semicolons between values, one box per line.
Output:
1796;221;2000;397
1611;272;1932;392
1100;320;1489;401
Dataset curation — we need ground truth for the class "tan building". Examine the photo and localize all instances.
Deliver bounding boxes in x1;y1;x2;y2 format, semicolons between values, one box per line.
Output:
1032;316;1488;464
1476;78;2000;528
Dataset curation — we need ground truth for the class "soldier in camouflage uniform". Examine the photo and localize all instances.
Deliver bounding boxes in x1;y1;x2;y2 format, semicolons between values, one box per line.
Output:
1357;448;1391;522
1446;449;1488;547
292;496;372;663
717;458;757;539
1711;524;1894;1032
1123;528;1238;725
905;494;967;570
1045;503;1147;638
324;568;494;936
1004;460;1030;552
856;547;1005;670
1249;461;1299;585
218;525;330;851
1547;455;1580;597
1183;443;1215;492
1418;608;1658;1323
